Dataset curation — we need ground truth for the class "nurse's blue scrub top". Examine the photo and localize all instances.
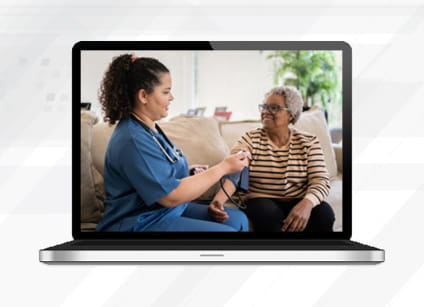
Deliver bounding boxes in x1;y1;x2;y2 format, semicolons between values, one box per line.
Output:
96;117;189;232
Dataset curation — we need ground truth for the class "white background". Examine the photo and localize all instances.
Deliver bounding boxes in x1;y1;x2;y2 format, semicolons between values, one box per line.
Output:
1;0;424;306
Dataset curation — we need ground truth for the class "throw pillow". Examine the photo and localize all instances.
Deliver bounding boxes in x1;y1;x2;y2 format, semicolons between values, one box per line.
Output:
80;112;101;224
294;107;338;179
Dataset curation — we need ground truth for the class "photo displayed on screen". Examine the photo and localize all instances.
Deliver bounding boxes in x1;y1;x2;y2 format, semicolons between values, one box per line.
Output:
80;49;343;233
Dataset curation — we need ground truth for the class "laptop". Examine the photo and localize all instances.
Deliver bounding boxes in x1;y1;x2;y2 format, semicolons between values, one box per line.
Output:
39;41;384;262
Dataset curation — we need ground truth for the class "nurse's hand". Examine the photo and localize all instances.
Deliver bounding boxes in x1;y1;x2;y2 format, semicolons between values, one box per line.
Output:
220;152;249;174
208;200;229;223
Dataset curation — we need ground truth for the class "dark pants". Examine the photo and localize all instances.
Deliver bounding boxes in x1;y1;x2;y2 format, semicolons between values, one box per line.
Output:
243;198;335;232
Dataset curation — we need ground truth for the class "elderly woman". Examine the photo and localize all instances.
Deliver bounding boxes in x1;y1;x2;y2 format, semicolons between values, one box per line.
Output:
208;86;335;232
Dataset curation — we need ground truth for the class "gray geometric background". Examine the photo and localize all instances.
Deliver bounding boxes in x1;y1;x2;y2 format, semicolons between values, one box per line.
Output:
1;1;423;306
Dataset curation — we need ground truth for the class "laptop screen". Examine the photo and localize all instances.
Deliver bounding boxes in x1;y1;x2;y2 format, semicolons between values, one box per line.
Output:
75;41;351;240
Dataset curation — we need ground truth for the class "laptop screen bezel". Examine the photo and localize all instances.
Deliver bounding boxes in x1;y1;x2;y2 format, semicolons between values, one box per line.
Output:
73;41;352;240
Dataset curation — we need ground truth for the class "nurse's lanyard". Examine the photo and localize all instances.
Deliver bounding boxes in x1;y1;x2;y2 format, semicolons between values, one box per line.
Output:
131;114;183;164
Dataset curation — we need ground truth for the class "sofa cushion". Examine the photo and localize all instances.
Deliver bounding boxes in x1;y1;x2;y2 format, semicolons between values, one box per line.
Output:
219;120;263;150
294;107;338;179
327;176;343;232
92;122;116;176
91;122;116;220
80;112;101;224
161;115;231;198
333;143;343;173
161;115;230;167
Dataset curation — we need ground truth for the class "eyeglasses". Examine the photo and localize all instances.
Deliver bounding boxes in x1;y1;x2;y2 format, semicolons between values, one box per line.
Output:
258;104;289;114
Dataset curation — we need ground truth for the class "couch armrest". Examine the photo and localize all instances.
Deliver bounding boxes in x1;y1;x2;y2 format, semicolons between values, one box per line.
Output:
332;144;342;173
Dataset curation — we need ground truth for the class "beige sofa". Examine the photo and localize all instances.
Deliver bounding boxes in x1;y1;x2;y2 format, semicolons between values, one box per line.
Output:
81;108;343;232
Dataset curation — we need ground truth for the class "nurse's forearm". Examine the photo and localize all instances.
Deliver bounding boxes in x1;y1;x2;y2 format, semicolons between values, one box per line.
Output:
157;164;228;208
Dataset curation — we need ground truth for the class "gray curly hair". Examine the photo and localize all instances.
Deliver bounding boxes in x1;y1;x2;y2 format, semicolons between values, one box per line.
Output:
264;86;303;124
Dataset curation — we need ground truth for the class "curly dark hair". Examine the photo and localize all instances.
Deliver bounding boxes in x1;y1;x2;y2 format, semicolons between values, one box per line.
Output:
98;54;170;124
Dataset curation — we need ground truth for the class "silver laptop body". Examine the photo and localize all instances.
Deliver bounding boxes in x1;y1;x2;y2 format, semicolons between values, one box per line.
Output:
40;41;384;263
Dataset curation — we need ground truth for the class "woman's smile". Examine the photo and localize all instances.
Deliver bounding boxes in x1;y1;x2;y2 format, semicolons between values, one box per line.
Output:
262;114;274;121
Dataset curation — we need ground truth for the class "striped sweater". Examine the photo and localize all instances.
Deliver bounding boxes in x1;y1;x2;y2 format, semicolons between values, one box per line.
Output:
231;128;330;207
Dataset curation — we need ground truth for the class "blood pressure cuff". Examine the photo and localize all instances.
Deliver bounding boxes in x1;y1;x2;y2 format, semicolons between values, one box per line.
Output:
224;167;249;192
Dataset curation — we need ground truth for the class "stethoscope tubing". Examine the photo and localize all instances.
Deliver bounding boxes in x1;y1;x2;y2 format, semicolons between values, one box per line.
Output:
131;115;182;164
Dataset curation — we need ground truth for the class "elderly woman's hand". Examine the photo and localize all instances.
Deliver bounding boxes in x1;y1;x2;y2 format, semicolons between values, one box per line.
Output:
208;200;229;223
281;199;313;232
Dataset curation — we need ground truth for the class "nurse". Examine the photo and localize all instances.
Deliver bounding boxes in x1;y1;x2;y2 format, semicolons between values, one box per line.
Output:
95;54;249;232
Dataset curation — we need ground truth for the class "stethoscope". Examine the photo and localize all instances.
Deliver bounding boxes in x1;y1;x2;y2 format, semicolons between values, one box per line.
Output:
131;114;183;164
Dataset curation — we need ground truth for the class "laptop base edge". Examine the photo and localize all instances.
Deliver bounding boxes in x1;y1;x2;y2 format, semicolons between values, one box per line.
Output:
40;249;384;262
